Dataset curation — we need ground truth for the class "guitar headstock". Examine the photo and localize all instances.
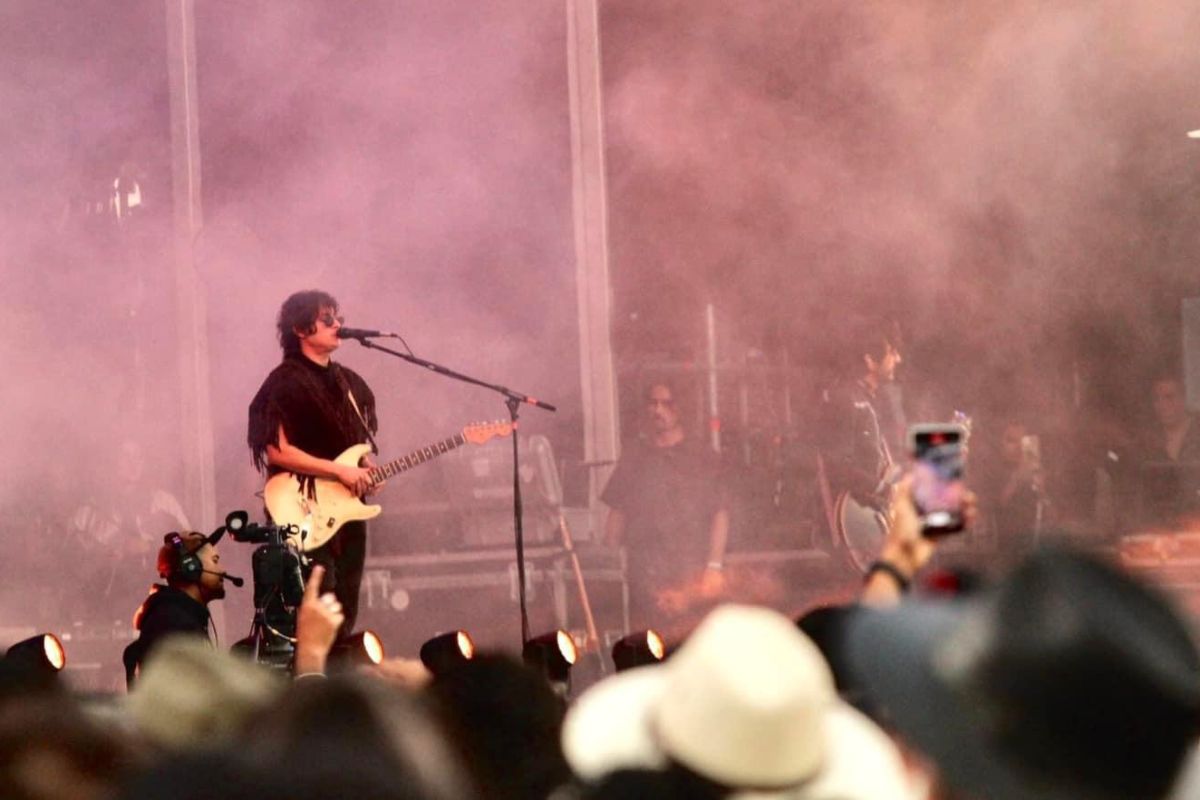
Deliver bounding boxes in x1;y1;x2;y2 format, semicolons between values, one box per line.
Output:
463;420;515;444
952;410;974;441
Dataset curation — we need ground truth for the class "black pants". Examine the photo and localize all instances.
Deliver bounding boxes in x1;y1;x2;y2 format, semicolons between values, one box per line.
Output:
306;520;366;636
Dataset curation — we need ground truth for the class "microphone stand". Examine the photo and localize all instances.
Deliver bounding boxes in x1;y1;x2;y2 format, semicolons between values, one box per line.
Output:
348;335;556;645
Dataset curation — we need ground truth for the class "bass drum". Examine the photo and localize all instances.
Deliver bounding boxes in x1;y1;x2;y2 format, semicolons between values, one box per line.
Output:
834;491;889;573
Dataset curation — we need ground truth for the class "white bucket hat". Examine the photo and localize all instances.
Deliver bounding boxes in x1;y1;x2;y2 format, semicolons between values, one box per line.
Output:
562;604;917;799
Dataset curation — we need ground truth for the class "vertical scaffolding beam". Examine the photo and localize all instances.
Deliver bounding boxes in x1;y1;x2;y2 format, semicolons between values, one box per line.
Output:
705;303;722;454
166;1;217;533
566;0;619;511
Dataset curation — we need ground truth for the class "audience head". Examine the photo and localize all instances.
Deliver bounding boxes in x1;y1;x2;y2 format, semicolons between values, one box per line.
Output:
126;637;283;753
848;547;1200;800
562;603;915;799
0;690;132;800
244;675;470;800
574;766;726;800
116;750;269;800
795;604;864;702
427;653;570;800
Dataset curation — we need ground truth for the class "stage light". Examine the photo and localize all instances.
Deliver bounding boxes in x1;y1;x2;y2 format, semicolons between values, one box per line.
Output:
5;634;66;673
1188;129;1200;139
419;630;474;675
330;630;385;669
361;630;385;664
611;629;666;672
523;629;577;684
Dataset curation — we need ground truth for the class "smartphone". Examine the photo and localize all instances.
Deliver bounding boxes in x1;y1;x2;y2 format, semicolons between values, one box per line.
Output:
908;424;967;536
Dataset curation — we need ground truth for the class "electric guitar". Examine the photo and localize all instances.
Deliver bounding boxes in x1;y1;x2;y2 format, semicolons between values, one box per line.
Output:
834;412;972;572
835;467;903;573
264;421;513;552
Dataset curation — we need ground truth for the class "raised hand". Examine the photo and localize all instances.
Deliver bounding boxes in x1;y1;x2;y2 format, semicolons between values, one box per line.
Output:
294;565;344;676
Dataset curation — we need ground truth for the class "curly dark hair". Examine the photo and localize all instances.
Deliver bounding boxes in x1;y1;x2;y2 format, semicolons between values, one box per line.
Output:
277;290;339;355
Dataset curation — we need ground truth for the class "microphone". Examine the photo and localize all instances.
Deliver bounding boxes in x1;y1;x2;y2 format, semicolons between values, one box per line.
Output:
338;327;394;340
204;569;244;588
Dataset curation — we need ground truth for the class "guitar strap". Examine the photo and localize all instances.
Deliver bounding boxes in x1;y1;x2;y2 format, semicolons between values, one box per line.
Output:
333;365;379;456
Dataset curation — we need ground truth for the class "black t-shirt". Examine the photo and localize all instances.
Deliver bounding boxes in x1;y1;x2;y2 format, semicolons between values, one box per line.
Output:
247;353;377;474
601;438;726;579
127;584;211;675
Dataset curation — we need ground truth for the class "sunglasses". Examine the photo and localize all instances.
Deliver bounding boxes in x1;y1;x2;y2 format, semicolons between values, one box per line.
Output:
317;313;345;327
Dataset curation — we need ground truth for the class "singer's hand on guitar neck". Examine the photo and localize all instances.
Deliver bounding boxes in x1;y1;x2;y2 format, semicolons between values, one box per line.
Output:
359;455;385;496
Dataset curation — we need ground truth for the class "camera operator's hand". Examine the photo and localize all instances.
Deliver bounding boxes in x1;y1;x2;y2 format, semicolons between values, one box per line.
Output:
294;565;344;677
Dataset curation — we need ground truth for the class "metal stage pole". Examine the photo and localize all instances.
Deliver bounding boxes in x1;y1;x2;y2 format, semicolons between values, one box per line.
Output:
567;0;620;509
166;0;221;638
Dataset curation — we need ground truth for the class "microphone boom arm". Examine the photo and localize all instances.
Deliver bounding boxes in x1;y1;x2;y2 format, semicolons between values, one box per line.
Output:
349;338;556;412
347;334;555;646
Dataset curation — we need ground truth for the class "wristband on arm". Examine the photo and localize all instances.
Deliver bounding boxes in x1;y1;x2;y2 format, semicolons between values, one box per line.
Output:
864;560;911;593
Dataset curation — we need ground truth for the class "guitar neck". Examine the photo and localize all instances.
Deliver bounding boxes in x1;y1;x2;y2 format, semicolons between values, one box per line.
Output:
369;433;467;481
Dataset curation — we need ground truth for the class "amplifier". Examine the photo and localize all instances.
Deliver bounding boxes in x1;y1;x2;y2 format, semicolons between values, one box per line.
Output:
359;546;627;660
59;624;136;693
436;434;562;547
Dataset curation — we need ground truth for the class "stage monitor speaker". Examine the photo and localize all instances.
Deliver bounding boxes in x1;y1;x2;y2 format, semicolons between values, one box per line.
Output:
359;548;627;667
439;434;562;547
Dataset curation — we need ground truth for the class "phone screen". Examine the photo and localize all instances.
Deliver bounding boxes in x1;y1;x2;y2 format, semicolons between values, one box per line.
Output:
910;426;966;536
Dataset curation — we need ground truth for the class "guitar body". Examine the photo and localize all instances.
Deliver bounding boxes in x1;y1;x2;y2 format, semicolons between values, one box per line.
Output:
264;444;382;552
261;422;514;553
834;490;890;573
831;414;972;573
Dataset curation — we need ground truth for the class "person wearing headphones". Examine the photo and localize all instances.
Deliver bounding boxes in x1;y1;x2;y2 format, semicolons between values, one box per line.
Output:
123;531;230;684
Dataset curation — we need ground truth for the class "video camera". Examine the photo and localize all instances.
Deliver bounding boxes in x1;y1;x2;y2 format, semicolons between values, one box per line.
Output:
219;510;305;669
217;510;290;546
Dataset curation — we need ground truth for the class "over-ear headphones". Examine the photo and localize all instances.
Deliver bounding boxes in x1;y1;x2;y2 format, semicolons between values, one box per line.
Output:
161;531;204;584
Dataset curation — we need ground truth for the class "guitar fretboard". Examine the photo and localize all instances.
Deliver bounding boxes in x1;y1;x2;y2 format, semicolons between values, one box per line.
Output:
370;434;467;481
